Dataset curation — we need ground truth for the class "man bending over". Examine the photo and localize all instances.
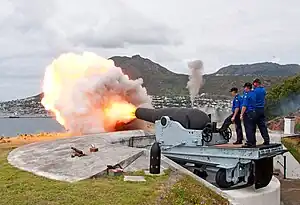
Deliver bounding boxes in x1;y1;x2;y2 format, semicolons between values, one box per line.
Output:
219;87;244;144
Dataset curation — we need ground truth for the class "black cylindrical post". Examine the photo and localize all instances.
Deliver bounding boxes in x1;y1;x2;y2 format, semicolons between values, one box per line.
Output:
212;122;217;132
283;156;287;179
150;142;161;174
208;114;212;122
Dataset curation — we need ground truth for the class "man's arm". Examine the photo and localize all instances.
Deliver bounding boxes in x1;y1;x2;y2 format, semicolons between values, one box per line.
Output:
231;108;240;122
240;96;248;117
240;106;247;116
233;108;239;118
232;99;240;119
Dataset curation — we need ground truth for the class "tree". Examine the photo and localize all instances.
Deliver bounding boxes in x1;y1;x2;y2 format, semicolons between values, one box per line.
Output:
265;75;300;120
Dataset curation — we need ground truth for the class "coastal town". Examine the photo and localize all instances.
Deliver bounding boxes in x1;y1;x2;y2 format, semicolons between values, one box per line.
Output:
0;94;231;117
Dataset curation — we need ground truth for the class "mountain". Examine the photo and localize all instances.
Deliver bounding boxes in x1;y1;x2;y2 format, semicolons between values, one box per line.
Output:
199;75;284;96
110;55;289;96
27;55;296;100
214;62;300;76
110;55;188;96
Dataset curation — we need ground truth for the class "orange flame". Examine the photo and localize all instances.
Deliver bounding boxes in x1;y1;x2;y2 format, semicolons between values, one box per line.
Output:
41;52;138;132
104;102;136;123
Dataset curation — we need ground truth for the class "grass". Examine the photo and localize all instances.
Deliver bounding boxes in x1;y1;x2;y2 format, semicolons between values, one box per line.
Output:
295;123;300;133
160;176;229;205
282;136;300;163
0;142;229;205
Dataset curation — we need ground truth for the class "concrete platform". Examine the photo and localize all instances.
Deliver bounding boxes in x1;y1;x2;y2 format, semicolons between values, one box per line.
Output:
7;130;151;182
224;177;281;205
7;129;283;205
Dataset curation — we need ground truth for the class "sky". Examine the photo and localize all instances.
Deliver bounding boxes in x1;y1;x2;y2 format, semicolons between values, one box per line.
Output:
1;0;300;101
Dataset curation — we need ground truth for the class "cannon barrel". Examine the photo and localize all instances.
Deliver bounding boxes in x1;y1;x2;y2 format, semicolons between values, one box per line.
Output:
135;107;211;130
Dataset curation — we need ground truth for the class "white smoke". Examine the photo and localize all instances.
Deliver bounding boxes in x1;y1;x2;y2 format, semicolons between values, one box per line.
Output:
42;52;152;134
186;60;204;107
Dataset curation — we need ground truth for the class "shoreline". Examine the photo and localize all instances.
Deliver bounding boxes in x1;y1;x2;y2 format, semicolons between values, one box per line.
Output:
0;132;71;147
0;122;154;146
0;116;52;119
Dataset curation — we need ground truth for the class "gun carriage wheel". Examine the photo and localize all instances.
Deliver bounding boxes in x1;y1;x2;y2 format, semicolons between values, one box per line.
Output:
220;127;232;141
215;168;234;188
202;127;213;142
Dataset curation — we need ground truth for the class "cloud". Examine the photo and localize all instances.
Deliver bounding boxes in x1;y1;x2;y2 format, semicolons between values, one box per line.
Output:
1;0;300;100
68;1;182;48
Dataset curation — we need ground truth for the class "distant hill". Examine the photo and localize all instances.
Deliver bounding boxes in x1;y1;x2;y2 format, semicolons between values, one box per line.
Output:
200;75;284;96
26;56;298;101
214;62;300;76
110;55;290;96
110;55;188;96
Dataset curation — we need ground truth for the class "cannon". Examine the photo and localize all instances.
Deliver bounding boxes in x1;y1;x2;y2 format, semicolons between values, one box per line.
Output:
135;107;211;130
135;107;232;144
135;107;287;189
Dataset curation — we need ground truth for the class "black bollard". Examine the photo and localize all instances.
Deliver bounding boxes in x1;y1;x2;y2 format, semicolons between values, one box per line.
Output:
212;122;217;132
150;142;161;174
208;114;212;122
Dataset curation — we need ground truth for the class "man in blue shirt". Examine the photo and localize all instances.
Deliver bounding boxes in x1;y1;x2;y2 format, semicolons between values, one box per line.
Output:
240;82;257;148
252;78;270;145
219;87;244;144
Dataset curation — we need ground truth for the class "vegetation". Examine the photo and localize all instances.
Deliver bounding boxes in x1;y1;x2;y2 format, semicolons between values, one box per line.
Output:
200;75;285;96
215;62;300;76
282;136;300;163
265;74;300;120
27;56;294;99
110;55;288;96
160;176;229;205
0;141;228;205
295;123;300;133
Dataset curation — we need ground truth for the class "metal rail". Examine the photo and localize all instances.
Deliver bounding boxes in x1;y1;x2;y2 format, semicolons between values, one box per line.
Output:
276;155;287;179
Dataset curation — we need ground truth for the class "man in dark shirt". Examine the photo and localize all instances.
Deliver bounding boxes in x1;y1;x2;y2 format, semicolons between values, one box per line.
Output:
240;82;257;148
219;87;243;144
252;78;270;145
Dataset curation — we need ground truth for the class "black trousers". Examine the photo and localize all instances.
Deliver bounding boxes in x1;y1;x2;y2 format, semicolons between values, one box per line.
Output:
255;107;270;143
221;112;243;142
243;111;256;145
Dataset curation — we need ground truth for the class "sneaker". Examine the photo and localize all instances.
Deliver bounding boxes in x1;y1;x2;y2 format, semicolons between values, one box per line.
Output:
233;141;243;145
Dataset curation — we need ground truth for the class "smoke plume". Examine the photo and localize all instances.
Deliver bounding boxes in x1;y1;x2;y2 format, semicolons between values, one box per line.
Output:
186;60;204;107
41;52;152;134
199;106;230;123
271;94;300;117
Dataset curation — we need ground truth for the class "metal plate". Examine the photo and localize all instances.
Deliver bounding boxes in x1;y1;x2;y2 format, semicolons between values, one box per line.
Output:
254;157;273;189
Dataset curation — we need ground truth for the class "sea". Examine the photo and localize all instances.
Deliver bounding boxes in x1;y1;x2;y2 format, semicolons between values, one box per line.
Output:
0;117;65;137
0;107;230;137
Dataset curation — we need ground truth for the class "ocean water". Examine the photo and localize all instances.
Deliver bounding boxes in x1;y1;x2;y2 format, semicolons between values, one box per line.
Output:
0;108;230;137
0;117;65;137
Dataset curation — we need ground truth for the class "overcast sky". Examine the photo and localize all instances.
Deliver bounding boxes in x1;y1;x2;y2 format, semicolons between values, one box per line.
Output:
1;0;300;101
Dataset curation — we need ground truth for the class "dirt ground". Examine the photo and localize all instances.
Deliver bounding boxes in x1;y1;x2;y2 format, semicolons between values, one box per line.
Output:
276;173;300;205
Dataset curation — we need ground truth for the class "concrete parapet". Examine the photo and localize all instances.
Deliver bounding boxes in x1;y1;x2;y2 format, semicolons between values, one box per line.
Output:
224;177;280;205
